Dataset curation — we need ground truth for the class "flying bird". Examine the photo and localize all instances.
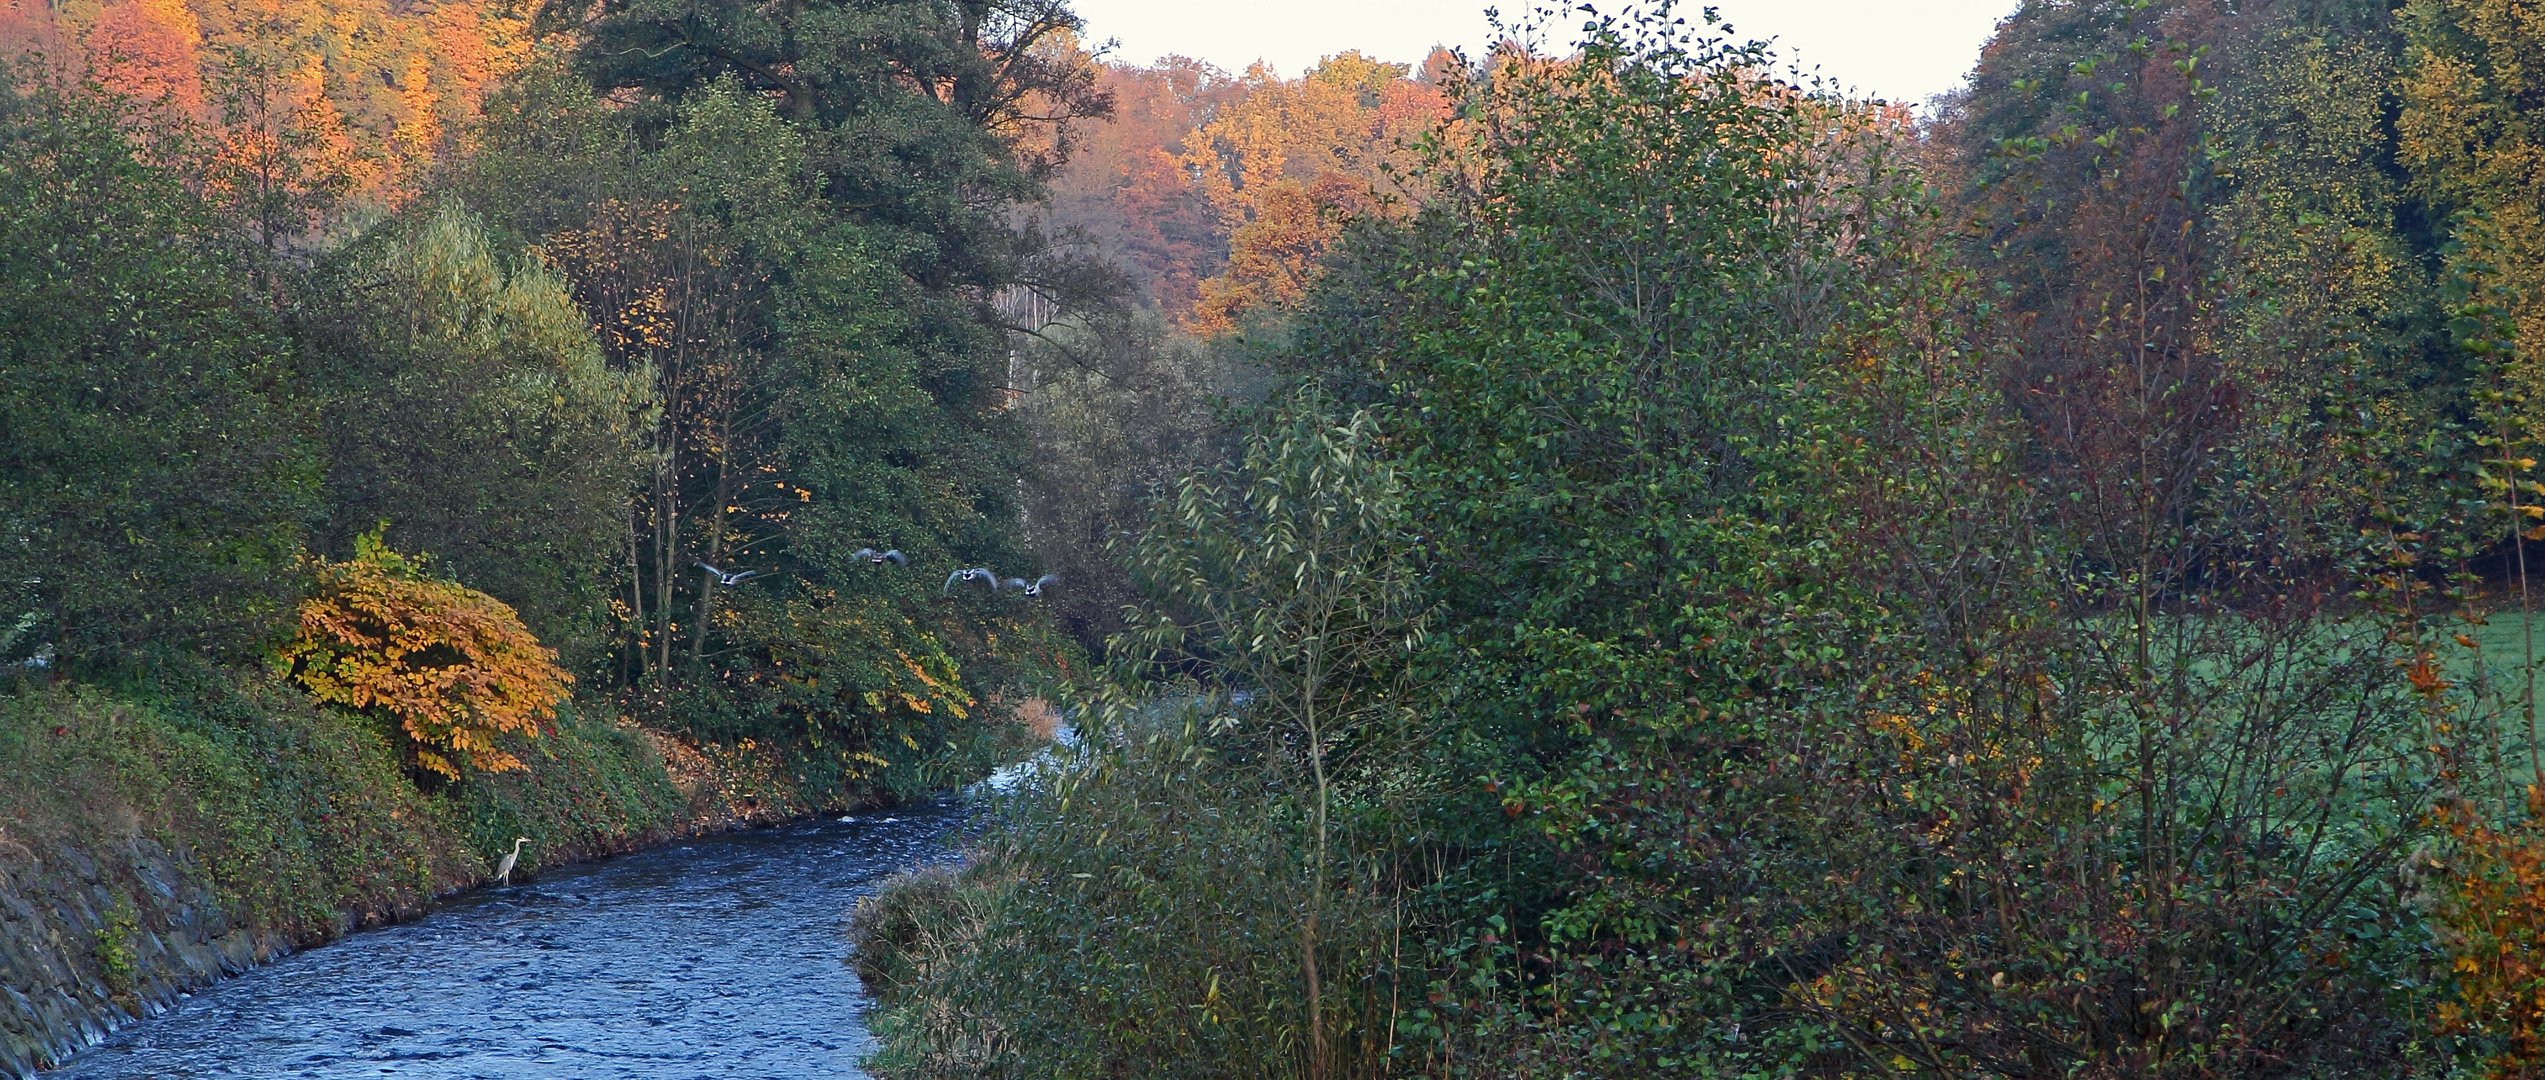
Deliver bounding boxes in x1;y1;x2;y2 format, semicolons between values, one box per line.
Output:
943;567;999;595
697;562;765;586
1021;574;1057;598
852;548;909;567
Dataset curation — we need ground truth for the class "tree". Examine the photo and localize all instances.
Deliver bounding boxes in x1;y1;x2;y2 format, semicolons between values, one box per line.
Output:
80;0;208;121
455;62;1049;788
1115;406;1428;1080
543;0;1112;296
1176;52;1448;333
1188;174;1369;332
2402;0;2545;470
1044;57;1242;314
1014;312;1245;653
300;203;650;666
279;530;573;781
0;76;317;672
1309;4;2434;1071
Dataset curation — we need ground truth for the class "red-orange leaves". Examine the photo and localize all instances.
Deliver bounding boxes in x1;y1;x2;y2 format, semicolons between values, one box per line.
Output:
2438;787;2545;1076
277;529;570;780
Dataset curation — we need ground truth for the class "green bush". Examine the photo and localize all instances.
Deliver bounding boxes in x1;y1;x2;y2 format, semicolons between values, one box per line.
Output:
861;708;1406;1080
0;678;462;935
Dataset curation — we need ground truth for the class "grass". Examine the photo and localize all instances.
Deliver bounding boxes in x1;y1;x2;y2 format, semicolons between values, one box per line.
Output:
0;660;1002;959
0;675;471;935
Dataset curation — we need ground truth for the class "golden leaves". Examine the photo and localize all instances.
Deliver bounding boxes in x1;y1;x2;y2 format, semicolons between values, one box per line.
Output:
275;531;570;779
2436;792;2545;1076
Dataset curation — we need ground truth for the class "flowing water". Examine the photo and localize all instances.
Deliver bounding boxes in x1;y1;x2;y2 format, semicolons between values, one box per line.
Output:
47;804;963;1079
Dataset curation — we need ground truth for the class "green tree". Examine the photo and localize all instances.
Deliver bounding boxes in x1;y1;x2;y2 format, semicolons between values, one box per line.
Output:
0;75;317;671
1014;311;1253;654
454;64;1056;783
1113;406;1429;1080
301;203;650;665
861;406;1426;1080
1296;4;2437;1072
539;0;1111;298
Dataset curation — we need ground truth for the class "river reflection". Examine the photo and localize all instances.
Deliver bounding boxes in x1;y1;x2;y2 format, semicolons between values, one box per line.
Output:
49;805;960;1079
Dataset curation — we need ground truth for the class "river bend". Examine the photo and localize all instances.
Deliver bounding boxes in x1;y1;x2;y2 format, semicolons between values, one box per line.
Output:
47;804;960;1078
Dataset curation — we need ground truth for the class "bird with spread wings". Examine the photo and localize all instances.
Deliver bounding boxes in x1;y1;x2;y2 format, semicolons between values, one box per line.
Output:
697;562;766;586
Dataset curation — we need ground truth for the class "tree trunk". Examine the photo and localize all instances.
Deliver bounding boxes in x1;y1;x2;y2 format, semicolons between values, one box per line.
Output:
690;445;735;674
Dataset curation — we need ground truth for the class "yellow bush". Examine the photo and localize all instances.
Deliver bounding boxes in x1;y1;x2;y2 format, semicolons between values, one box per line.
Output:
2438;785;2545;1077
277;530;570;780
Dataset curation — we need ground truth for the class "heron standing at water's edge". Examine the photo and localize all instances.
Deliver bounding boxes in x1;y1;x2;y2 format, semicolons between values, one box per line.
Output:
495;837;530;885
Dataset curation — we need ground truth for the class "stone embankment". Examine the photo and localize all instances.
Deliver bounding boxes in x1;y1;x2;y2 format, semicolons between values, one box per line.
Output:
0;833;285;1077
0;721;881;1078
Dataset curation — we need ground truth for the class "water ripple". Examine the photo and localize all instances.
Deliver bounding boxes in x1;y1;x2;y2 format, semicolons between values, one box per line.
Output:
47;804;962;1079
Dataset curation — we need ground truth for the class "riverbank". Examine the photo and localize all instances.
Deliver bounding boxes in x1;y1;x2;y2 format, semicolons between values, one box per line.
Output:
0;676;940;1077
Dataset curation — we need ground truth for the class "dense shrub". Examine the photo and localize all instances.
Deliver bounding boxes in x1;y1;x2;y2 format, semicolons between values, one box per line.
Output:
861;709;1407;1080
277;531;573;781
0;75;318;672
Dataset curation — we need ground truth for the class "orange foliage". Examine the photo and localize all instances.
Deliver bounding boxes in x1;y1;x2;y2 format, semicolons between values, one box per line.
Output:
1046;50;1452;325
2438;784;2545;1077
1187;174;1367;332
39;0;528;208
0;0;62;67
277;530;571;780
388;52;438;191
1175;52;1449;331
82;0;208;120
1042;58;1241;314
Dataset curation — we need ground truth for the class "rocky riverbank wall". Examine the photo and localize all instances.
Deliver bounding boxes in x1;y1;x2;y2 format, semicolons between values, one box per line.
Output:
0;834;291;1077
0;684;894;1078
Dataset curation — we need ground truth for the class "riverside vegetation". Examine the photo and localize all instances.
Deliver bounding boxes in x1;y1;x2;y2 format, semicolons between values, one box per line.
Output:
849;2;2545;1078
17;0;2545;1076
0;0;1099;1068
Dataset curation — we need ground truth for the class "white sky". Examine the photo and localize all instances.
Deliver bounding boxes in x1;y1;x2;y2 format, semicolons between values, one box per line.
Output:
1071;0;2020;109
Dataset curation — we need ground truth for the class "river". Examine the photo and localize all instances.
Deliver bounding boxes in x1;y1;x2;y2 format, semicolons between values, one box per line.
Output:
45;803;963;1078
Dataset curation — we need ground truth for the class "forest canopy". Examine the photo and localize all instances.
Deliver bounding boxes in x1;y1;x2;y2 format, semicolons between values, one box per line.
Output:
17;0;2545;1076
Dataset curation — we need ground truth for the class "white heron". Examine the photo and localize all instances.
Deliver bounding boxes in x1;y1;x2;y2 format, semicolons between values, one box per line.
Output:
494;837;530;885
697;562;766;586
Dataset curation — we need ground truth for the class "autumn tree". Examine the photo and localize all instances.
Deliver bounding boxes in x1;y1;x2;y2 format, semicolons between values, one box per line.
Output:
52;0;535;209
1176;52;1449;332
1044;57;1241;313
81;0;208;120
279;530;572;781
2403;0;2545;453
202;44;359;258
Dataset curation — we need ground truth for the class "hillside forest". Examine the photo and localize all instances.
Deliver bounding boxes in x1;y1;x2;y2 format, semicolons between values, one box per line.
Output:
13;0;2545;1074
